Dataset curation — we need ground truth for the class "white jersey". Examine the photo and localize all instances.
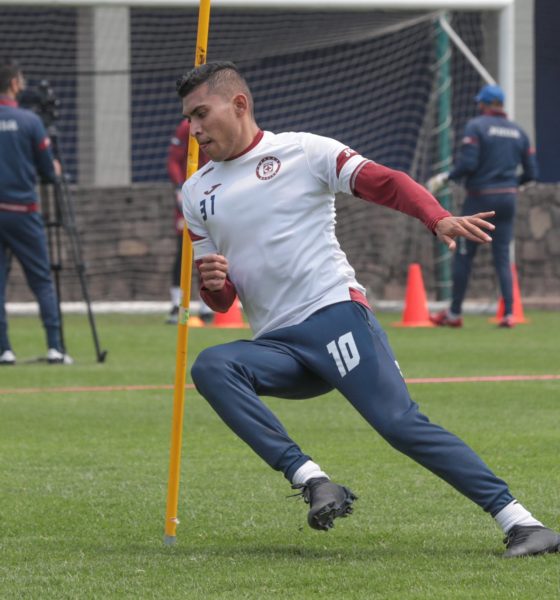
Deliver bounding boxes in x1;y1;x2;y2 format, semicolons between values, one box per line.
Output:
182;130;367;338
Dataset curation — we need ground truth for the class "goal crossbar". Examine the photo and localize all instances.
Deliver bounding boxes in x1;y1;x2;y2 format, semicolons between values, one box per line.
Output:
0;0;514;10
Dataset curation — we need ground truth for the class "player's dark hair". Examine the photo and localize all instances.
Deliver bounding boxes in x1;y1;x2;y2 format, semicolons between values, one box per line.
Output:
0;59;21;93
176;61;253;112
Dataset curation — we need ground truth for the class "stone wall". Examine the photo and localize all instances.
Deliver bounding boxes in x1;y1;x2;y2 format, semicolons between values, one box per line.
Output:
6;185;178;302
6;183;560;307
516;184;560;303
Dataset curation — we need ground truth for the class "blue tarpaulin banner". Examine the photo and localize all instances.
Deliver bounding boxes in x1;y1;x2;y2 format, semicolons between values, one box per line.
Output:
535;0;560;182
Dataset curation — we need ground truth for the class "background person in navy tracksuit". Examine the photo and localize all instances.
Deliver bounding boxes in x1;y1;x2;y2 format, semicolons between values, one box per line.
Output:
165;119;212;325
0;60;69;365
428;84;538;328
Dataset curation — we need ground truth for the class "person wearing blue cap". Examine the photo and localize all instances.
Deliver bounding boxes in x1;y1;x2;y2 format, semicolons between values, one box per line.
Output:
427;83;538;328
475;83;505;105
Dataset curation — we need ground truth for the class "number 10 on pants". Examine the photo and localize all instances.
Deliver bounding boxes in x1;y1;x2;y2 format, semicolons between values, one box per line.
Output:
326;332;360;377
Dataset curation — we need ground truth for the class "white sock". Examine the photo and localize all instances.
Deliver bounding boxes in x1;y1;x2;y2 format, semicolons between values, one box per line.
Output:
291;460;329;486
199;298;213;317
447;310;461;320
494;500;544;534
170;286;182;307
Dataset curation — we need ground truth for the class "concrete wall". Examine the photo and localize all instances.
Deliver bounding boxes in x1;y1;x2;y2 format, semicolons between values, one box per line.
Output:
482;1;535;138
5;183;560;308
77;6;131;186
514;0;535;139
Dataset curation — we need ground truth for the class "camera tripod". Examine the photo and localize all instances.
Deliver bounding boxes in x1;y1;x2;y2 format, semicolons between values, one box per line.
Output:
19;79;106;363
40;145;107;364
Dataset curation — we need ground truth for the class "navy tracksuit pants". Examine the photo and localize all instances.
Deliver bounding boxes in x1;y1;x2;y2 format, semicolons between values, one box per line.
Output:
0;211;61;352
192;301;513;516
451;193;516;316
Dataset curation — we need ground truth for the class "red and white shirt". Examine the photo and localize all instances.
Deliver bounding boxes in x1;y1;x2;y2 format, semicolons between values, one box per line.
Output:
183;130;449;338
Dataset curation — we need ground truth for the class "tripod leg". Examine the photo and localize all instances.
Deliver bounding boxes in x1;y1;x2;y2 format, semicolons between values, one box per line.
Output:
41;183;66;354
54;180;107;363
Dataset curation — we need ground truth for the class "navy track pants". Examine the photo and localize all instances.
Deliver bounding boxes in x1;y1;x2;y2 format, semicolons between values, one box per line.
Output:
192;301;513;515
451;193;516;316
0;211;61;352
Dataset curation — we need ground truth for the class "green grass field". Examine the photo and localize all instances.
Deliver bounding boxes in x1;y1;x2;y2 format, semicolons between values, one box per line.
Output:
1;311;559;599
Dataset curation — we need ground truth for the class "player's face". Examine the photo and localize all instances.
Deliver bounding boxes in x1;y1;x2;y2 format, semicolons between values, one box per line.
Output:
11;73;25;97
182;83;244;162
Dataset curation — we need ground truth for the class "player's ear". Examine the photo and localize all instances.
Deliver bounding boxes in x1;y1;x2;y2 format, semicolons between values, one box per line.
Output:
232;93;248;116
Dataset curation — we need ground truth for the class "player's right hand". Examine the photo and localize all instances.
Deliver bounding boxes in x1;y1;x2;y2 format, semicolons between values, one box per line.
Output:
435;211;495;251
198;254;229;291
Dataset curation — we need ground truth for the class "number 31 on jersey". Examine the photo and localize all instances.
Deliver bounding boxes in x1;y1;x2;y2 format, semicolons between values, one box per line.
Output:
199;195;216;221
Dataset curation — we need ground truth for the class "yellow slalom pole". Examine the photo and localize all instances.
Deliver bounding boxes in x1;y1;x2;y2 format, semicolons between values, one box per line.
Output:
164;0;211;546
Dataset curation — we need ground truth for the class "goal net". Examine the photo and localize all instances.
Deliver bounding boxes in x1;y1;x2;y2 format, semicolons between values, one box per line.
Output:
0;4;490;305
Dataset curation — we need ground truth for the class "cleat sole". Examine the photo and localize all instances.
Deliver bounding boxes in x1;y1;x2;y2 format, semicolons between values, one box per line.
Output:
308;489;357;531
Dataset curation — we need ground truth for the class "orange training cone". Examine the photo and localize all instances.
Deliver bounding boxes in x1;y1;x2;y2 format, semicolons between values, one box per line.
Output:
213;300;249;328
490;263;528;324
187;315;205;328
393;263;435;327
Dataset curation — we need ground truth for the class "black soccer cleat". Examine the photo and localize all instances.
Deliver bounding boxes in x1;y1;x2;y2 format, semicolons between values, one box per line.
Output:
503;525;560;558
291;477;357;531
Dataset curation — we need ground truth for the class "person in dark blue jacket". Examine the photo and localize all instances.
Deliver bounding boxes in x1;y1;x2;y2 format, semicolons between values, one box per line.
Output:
0;61;71;365
427;84;538;328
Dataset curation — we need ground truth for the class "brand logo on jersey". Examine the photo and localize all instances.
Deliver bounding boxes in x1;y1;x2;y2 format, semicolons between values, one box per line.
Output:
488;126;520;139
200;166;214;178
204;183;222;195
336;147;358;177
0;119;18;132
256;156;281;180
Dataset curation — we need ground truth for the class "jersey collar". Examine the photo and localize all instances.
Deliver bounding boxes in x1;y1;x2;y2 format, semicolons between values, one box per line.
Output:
0;95;18;107
481;107;507;118
226;129;264;161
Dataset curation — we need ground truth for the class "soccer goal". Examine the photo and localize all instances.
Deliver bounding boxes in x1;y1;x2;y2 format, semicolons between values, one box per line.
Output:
0;0;514;304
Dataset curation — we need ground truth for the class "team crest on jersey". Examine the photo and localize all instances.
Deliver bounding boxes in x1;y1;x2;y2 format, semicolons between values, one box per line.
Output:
256;156;281;180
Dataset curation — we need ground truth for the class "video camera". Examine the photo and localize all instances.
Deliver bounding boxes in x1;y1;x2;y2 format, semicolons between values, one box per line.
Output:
18;79;60;129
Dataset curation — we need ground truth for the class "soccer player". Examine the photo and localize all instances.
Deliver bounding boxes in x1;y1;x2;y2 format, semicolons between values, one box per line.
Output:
427;84;538;329
177;62;559;557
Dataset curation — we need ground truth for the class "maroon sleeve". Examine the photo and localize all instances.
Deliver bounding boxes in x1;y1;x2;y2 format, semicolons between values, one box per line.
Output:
167;121;189;186
352;161;451;233
194;259;237;313
168;121;210;185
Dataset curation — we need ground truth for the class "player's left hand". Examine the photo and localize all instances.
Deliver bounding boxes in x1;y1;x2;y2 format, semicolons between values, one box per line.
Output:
435;211;495;251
